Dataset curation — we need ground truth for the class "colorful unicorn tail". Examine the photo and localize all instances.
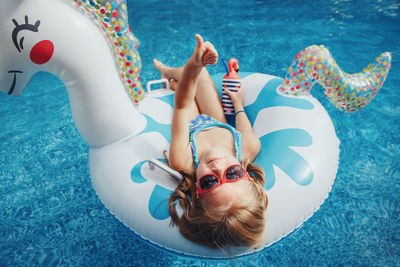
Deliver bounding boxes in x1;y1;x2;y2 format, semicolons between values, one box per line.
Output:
279;45;392;112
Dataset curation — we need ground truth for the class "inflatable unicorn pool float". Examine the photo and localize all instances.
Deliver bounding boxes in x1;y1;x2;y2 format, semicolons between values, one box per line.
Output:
0;0;391;258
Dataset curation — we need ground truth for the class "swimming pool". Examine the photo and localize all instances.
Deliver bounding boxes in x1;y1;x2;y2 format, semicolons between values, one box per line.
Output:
1;0;399;265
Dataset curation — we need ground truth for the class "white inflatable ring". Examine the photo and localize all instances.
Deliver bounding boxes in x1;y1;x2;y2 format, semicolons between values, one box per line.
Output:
91;72;340;257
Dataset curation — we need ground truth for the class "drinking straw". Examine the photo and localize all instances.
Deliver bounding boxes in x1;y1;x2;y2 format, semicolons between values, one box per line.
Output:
221;57;229;76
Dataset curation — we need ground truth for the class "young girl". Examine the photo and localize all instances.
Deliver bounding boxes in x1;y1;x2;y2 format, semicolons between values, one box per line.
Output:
154;34;268;249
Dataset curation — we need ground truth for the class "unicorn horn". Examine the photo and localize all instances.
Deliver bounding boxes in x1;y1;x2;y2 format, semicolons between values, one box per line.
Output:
279;45;392;112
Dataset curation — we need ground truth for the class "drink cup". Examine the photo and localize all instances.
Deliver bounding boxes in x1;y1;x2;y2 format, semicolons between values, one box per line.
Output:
222;78;241;115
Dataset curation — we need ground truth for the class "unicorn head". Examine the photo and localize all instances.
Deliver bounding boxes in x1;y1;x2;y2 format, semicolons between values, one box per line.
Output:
0;0;145;147
0;1;54;96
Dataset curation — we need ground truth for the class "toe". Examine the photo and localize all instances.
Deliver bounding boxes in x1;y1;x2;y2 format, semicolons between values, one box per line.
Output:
169;79;178;91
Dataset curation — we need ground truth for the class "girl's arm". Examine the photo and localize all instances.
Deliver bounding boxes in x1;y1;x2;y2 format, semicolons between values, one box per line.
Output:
169;34;218;170
174;34;218;110
173;59;203;110
226;87;261;161
169;59;202;171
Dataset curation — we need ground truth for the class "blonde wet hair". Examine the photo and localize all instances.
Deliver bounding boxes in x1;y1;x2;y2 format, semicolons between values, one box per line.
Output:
168;158;268;249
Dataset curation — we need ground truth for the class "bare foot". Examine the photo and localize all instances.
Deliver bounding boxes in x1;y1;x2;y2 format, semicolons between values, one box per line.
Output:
192;34;218;67
153;59;173;89
153;59;170;79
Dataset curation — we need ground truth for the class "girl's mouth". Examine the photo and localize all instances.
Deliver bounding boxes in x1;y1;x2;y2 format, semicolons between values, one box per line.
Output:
7;70;23;95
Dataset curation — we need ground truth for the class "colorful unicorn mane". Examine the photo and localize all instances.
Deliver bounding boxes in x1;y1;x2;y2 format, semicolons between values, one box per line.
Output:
72;0;144;104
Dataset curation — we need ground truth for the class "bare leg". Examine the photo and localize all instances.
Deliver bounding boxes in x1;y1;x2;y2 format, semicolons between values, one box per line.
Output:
195;68;226;123
153;60;226;123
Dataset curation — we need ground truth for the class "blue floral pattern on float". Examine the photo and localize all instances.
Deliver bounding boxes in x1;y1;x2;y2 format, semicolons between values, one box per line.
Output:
131;73;314;220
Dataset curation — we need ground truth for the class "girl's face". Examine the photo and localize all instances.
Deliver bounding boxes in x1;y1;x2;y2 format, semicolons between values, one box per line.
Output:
196;147;253;210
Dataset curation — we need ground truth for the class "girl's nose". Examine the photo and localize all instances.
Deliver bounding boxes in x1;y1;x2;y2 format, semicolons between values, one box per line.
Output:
210;162;226;176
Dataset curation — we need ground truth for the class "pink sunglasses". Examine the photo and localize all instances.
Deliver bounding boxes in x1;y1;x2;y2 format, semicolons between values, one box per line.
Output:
196;164;250;196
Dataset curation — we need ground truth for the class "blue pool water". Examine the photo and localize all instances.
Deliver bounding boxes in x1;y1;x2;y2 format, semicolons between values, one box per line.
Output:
1;0;399;265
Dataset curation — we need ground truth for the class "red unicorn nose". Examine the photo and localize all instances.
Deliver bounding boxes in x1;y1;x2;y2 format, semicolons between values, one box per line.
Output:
30;40;54;65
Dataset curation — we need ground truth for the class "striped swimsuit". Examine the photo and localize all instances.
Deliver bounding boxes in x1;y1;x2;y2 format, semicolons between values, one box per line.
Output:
189;114;242;168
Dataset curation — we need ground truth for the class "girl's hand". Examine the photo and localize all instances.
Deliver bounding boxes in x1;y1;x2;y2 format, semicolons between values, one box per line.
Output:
225;85;244;110
193;34;218;67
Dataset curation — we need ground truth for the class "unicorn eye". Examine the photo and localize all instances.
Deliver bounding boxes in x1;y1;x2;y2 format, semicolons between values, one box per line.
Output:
11;15;41;52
